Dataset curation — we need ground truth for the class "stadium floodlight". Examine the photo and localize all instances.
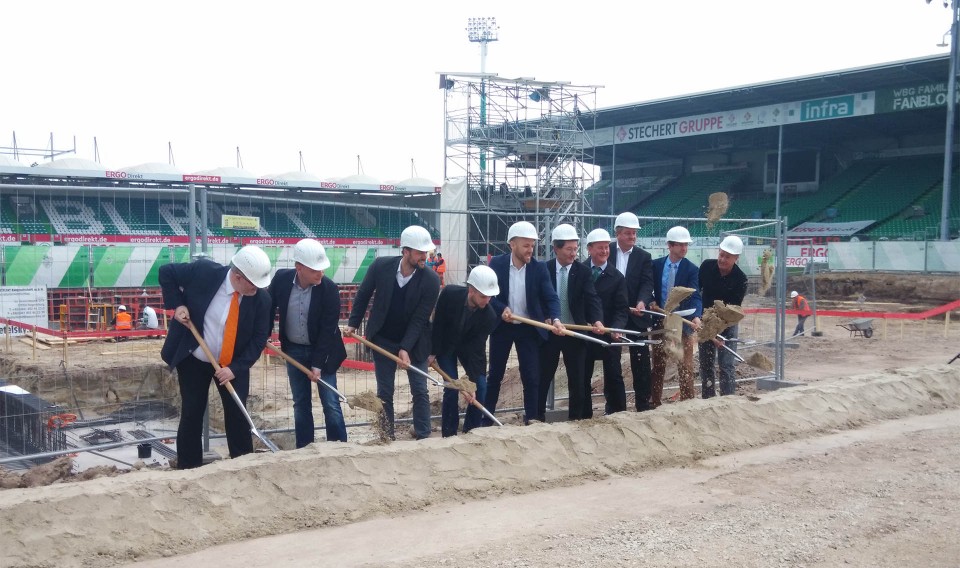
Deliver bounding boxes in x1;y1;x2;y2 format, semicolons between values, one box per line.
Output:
930;0;960;240
466;17;499;44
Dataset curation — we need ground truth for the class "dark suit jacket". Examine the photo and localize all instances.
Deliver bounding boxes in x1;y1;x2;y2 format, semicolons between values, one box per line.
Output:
347;256;440;361
609;243;654;329
431;285;497;379
269;268;347;374
582;261;629;333
159;260;272;378
488;253;561;340
652;256;703;335
546;258;603;326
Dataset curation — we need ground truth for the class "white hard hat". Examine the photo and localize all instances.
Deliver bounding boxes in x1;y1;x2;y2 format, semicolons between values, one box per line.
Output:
231;245;272;288
507;221;539;241
719;235;744;256
551;223;579;241
790;291;799;298
117;305;127;311
585;228;611;244
399;225;435;252
614;212;641;230
293;238;331;271
665;226;692;244
466;265;500;297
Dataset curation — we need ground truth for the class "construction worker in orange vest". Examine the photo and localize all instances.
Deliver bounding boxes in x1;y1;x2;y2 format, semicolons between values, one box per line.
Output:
434;253;446;286
112;304;133;341
790;291;812;336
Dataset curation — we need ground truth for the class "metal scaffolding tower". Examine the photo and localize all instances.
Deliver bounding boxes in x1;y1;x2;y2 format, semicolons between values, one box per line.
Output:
441;73;600;261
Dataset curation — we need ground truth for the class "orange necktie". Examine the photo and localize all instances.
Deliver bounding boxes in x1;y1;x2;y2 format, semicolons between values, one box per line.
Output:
219;292;240;367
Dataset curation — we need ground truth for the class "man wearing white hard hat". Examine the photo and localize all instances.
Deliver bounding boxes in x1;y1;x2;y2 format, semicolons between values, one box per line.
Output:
160;245;273;468
346;225;440;440
581;228;630;415
608;211;656;411
649;226;702;407
429;265;499;436
698;235;749;398
485;220;563;425
790;291;812;337
269;239;347;447
538;223;603;422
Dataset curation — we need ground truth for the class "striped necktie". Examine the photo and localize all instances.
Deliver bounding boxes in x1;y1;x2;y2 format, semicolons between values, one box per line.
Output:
219;292;240;366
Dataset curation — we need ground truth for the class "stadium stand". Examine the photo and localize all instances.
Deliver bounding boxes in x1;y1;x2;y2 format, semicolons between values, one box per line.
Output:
632;170;747;237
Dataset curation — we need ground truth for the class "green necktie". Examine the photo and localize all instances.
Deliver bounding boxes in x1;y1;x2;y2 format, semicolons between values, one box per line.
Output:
592;266;602;282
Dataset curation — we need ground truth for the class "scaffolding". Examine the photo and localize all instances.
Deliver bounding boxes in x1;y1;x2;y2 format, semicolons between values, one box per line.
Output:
441;73;600;261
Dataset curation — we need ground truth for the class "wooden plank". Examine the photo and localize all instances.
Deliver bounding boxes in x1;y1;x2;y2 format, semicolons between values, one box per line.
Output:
19;337;50;350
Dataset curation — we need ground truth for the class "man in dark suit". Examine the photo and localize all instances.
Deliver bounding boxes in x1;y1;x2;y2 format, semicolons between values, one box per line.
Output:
160;245;273;469
649;226;703;407
538;224;603;421
484;221;564;425
346;225;441;440
429;265;499;437
269;239;347;447
607;211;656;411
581;228;630;415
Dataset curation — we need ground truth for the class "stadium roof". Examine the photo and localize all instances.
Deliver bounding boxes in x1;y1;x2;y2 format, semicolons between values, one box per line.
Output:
592;54;951;165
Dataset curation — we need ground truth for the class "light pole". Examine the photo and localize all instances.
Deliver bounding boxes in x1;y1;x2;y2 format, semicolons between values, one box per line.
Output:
933;0;960;240
466;17;498;187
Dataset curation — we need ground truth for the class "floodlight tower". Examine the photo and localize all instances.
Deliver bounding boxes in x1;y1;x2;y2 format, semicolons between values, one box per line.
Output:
930;0;960;240
466;17;499;184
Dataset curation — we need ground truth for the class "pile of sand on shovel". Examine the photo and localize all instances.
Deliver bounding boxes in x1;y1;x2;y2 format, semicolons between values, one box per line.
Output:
348;391;391;444
747;351;774;371
663;286;695;314
758;248;775;295
697;301;745;343
451;376;478;395
706;192;729;229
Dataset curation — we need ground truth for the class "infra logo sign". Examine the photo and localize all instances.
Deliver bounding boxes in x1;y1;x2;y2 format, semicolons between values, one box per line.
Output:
800;95;854;121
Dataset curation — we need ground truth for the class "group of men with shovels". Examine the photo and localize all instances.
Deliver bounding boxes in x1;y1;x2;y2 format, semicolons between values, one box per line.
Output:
159;216;748;469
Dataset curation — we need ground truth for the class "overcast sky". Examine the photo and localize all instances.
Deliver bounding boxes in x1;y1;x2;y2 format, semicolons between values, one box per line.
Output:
1;0;952;182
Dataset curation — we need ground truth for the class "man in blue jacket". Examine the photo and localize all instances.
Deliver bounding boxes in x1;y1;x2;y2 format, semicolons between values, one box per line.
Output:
160;245;273;469
650;226;702;407
484;221;564;425
270;239;347;447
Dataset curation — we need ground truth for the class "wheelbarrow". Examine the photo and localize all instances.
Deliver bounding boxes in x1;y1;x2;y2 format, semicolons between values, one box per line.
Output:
837;317;873;338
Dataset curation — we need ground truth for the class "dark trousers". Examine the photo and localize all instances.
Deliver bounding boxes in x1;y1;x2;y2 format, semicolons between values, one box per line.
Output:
538;334;589;421
437;353;486;437
485;323;542;424
175;355;252;469
627;342;652;411
584;343;625;415
794;315;809;336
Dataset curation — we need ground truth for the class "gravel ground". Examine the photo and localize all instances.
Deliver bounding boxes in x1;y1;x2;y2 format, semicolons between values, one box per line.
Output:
124;409;960;568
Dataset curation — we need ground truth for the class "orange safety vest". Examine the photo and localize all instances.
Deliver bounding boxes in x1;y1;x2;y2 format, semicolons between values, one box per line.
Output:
792;295;812;317
435;259;446;274
115;311;133;330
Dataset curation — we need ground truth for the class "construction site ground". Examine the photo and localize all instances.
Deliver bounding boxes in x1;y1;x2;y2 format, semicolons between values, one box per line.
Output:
0;270;957;567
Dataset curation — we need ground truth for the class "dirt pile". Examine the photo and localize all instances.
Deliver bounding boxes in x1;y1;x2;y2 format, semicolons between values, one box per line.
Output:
1;365;957;568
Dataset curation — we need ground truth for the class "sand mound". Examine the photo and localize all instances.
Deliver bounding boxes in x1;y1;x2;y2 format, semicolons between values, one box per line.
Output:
1;365;958;568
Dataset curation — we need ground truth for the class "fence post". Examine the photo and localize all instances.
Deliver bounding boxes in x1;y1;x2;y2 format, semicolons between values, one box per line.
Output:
32;324;38;360
945;311;951;338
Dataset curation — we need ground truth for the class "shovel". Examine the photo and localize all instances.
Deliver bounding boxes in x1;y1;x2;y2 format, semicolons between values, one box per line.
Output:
428;362;503;427
714;333;746;363
263;343;351;408
563;323;659;337
343;330;445;387
185;320;280;453
509;314;612;347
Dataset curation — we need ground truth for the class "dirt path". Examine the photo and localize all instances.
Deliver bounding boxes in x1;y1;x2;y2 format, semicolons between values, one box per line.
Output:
126;409;960;568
